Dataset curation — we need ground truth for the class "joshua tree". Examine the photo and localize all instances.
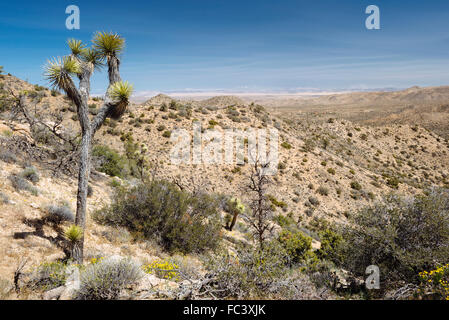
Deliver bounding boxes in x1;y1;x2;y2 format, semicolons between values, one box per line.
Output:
227;197;245;231
40;32;133;263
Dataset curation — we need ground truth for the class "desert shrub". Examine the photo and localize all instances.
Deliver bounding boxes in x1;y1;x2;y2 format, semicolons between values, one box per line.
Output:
267;195;287;209
31;125;54;145
177;106;192;119
142;259;180;281
8;174;38;195
418;263;449;300
27;261;69;291
208;119;219;126
308;196;320;206
281;141;292;149
204;242;290;298
92;145;127;178
315;228;343;262
20;166;40;183
75;258;142;300
0;191;9;205
162;130;171;138
386;176;400;189
45;204;75;224
278;230;312;264
34;84;47;91
302;139;316;152
327;168;336;175
93;180;222;254
169;101;178;110
316;186;329;196
339;188;449;289
159;103;168;112
350;181;362;191
275;213;296;228
0;151;17;163
0;278;12;299
87;185;93;197
230;166;241;174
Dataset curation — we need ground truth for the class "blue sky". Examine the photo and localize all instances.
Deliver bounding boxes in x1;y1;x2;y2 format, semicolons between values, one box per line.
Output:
1;0;449;95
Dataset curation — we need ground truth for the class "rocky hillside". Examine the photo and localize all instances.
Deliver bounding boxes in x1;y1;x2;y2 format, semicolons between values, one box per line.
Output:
1;73;449;299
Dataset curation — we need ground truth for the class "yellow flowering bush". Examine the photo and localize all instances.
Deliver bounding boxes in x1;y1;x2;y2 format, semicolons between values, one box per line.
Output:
418;264;449;300
142;259;180;281
90;257;104;265
28;261;68;290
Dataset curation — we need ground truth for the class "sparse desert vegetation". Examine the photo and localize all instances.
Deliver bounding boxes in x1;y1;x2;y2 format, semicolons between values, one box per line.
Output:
1;31;449;302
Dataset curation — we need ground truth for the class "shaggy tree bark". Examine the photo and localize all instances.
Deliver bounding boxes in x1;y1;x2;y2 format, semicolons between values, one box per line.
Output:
72;56;124;263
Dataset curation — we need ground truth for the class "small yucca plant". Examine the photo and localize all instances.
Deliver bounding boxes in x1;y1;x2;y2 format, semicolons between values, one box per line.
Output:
231;197;245;214
92;31;125;58
109;81;133;102
65;224;83;243
81;48;104;70
68;38;86;57
108;81;133;118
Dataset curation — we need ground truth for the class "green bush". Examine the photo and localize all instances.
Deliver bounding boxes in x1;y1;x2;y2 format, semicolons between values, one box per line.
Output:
275;213;296;228
267;195;287;209
338;188;449;288
27;261;69;291
386;176;400;189
315;228;343;262
281;142;292;149
350;181;362;191
162;130;171;138
92;145;126;178
93;180;222;254
278;230;312;264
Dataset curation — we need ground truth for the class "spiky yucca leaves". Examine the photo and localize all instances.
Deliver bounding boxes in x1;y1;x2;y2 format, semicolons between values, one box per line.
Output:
65;224;83;243
44;56;81;91
92;32;125;58
109;81;133;102
68;39;86;57
81;48;104;71
108;81;133;118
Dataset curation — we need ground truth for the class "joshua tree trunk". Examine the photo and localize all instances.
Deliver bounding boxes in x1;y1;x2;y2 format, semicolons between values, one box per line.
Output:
73;118;92;263
229;212;239;231
72;59;122;264
72;67;93;263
